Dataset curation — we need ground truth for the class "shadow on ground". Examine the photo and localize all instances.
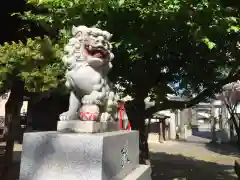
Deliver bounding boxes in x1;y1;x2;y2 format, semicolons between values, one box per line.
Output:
205;143;240;157
151;152;237;180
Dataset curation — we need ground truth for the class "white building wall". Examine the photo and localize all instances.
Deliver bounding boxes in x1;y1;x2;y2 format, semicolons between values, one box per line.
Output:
147;109;177;143
159;110;176;139
0;92;28;117
0;92;10;117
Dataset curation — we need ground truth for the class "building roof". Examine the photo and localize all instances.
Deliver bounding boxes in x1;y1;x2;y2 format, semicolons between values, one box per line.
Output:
197;112;210;119
166;94;190;102
152;112;170;119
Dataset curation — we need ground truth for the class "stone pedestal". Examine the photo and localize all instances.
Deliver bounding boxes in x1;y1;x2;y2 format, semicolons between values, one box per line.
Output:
19;125;151;180
57;120;119;133
123;165;152;180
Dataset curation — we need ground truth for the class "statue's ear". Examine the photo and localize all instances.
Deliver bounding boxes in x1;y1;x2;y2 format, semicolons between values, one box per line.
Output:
72;26;78;36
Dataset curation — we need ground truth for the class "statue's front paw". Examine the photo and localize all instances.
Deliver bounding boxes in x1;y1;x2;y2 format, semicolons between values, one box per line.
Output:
59;112;69;121
82;93;103;105
59;112;78;121
100;112;112;122
82;95;95;104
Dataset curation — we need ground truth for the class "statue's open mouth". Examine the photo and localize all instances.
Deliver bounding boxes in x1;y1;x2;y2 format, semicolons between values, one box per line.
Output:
84;45;108;59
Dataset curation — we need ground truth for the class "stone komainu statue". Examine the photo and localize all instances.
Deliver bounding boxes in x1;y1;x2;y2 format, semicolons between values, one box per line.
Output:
59;25;119;122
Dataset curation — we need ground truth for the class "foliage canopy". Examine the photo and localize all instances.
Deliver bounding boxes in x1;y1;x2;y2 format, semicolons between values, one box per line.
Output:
0;0;239;109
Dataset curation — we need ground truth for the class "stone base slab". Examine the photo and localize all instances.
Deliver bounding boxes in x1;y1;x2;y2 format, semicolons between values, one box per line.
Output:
123;165;152;180
57;120;119;133
19;130;141;180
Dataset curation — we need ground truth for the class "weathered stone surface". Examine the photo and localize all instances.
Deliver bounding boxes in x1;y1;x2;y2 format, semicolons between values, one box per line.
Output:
59;26;118;122
123;165;152;180
19;130;140;180
57;120;120;133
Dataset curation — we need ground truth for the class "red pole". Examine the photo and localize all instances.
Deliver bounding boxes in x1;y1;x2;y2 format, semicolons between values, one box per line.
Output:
119;104;123;129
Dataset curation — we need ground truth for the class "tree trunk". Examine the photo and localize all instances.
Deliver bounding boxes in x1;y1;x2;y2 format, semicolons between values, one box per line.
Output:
126;98;150;165
179;110;185;139
231;114;240;145
0;81;24;180
159;120;164;142
230;121;235;141
211;102;217;143
211;117;217;143
225;102;240;144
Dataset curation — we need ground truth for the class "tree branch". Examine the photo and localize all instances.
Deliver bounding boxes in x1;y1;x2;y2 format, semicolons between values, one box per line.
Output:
145;70;240;118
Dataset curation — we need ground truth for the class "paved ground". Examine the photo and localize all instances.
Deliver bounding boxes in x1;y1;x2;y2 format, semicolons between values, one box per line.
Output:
149;124;239;179
150;137;240;180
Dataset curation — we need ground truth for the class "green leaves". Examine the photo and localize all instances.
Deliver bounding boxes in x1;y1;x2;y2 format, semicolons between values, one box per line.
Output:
201;37;216;50
0;36;65;92
1;0;239;101
227;25;240;33
118;0;125;6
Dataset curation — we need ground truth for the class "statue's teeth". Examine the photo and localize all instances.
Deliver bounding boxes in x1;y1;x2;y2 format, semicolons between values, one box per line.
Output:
89;46;92;50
